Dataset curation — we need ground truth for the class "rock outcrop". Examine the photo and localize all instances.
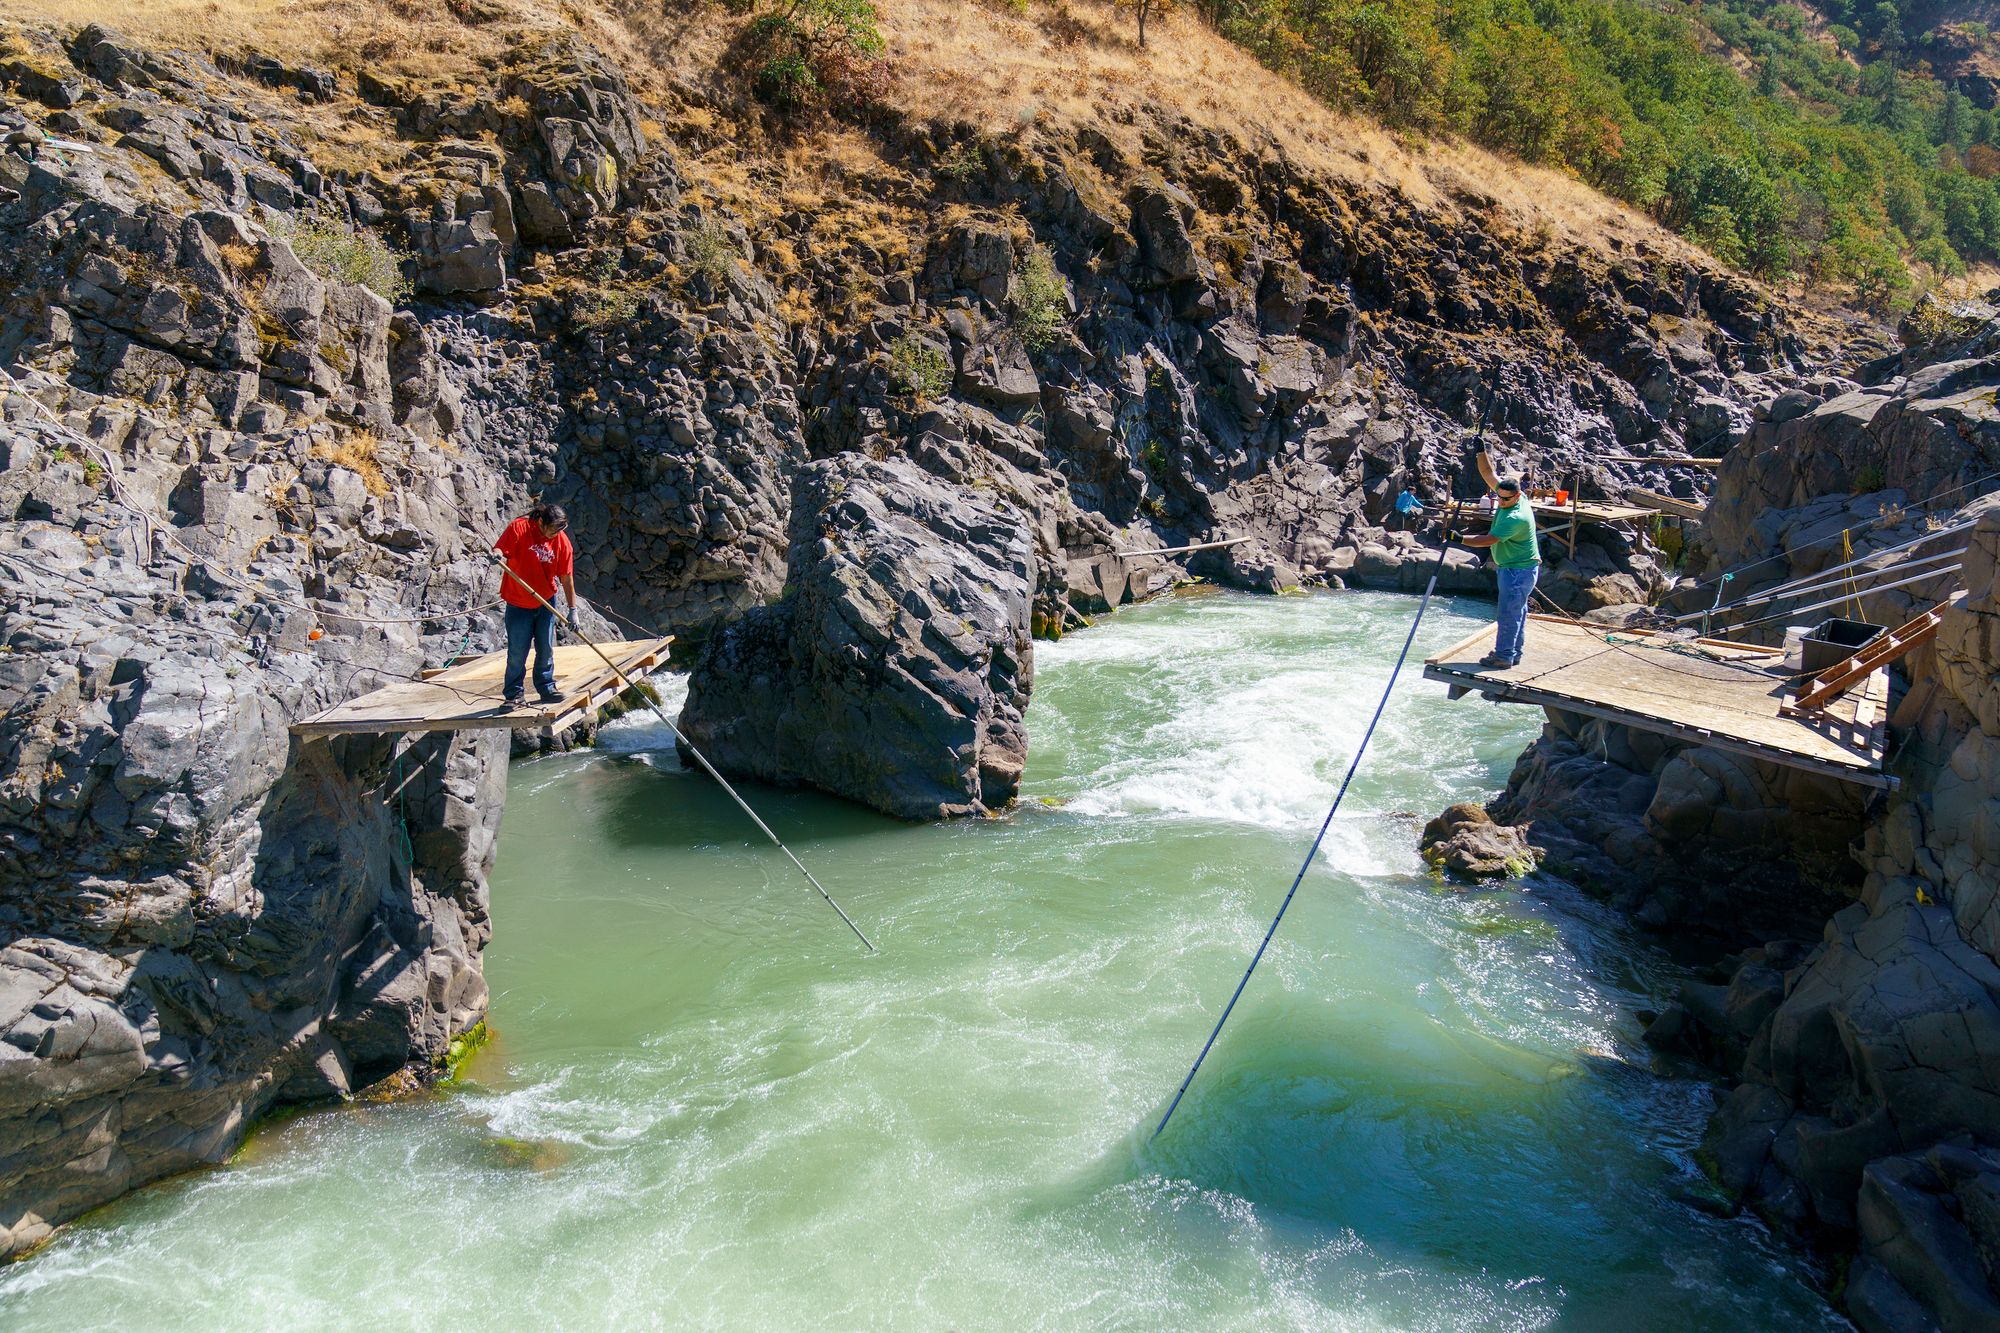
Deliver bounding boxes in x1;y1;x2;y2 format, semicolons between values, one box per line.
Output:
1473;327;2000;1330
679;455;1035;819
0;363;515;1257
0;29;548;1257
1419;802;1541;880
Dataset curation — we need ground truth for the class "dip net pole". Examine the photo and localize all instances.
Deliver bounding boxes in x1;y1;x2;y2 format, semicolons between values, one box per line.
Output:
1153;376;1497;1139
491;555;875;952
1151;534;1454;1138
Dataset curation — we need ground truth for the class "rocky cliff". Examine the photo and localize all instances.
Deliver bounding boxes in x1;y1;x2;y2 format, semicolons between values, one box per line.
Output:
0;23;543;1257
1482;315;2000;1331
0;0;1888;1269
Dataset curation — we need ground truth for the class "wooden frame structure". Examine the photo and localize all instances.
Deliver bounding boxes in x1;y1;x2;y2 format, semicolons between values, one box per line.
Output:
291;637;673;737
1528;496;1659;558
1423;614;1895;788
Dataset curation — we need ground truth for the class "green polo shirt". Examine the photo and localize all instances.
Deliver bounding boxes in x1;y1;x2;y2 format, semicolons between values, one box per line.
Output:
1488;498;1539;569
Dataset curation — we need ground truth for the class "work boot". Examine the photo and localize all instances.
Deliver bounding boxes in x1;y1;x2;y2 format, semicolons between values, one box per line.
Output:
502;692;525;707
536;687;564;704
1476;654;1511;669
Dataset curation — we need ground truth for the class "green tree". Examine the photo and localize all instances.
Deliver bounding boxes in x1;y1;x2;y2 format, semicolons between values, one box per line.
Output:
1943;89;1969;151
1470;23;1580;164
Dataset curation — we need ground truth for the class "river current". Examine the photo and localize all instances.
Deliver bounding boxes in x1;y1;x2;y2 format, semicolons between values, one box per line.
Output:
1;589;1843;1330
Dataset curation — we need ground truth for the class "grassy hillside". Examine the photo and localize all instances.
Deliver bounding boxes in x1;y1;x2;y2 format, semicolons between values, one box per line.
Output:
0;0;1736;261
1197;0;2000;303
6;0;1949;312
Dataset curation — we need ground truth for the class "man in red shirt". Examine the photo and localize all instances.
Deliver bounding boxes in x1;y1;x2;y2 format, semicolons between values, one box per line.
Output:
494;502;578;706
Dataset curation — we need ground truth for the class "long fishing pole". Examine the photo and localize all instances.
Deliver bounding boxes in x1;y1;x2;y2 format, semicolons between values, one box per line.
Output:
1152;374;1500;1139
490;553;875;951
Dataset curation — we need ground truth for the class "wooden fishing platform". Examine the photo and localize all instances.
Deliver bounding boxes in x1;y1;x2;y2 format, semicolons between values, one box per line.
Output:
1528;497;1660;557
291;637;673;737
1424;615;1895;788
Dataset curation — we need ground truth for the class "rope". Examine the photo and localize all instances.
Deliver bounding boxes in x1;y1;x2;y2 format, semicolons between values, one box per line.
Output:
392;746;415;870
1841;529;1862;621
1686;466;2000;594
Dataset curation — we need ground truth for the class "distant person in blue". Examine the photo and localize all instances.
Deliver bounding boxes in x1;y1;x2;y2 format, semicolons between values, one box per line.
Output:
1453;450;1539;670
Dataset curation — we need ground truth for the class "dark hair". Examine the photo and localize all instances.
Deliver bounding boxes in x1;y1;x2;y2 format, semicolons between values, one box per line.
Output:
1495;476;1523;494
529;502;567;530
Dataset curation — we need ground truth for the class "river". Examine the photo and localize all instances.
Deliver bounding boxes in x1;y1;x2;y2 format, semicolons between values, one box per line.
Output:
0;589;1844;1330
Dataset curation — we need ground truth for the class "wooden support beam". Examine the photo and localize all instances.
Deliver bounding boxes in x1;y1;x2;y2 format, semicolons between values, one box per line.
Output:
1627;488;1708;521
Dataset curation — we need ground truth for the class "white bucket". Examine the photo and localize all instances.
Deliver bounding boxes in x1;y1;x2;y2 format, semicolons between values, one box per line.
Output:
1783;626;1811;672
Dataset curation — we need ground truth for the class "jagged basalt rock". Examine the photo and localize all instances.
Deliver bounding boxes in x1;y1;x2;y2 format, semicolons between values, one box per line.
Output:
1419;802;1541;880
1851;1144;2000;1333
679;455;1035;819
0;420;514;1256
1490;344;2000;1331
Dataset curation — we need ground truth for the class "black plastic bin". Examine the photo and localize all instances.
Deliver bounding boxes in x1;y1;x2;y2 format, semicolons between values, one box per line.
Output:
1801;617;1884;676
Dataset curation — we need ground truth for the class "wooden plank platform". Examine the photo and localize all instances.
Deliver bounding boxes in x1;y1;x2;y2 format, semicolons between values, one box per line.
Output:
1529;498;1658;525
291;637;673;737
1528;497;1661;558
1423;615;1895;788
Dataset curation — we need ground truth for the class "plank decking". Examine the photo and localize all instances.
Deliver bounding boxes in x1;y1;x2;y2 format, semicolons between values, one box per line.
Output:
1625;487;1709;521
290;637;673;737
1423;614;1895;788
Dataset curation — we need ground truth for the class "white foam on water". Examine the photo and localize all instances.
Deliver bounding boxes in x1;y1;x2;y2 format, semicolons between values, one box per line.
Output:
592;669;690;753
1033;592;1520;884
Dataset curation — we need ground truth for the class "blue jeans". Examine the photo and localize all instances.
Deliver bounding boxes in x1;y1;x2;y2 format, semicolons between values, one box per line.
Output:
1495;564;1538;663
504;603;557;699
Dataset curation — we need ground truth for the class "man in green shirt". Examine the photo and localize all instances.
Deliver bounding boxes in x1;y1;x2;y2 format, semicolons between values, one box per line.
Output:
1454;451;1539;669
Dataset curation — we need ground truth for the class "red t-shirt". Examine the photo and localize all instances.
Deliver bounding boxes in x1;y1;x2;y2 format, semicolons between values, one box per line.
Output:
495;516;574;609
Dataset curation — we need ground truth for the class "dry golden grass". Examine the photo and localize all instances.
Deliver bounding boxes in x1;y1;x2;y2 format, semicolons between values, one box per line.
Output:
0;0;543;80
313;428;388;496
864;0;1708;262
0;0;1717;268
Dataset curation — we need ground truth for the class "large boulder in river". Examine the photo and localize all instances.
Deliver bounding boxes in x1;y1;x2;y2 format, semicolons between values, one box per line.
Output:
678;454;1036;819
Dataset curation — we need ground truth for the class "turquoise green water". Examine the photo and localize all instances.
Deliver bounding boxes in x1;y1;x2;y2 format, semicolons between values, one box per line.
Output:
1;589;1842;1331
